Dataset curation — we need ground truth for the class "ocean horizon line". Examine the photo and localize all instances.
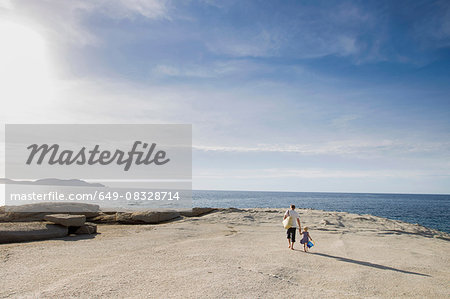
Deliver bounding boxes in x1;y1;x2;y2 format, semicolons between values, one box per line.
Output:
193;189;450;196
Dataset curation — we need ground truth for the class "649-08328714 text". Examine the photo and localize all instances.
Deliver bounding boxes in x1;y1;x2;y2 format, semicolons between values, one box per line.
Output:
8;191;181;202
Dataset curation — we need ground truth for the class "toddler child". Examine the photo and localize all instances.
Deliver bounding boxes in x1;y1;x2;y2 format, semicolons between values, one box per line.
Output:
300;227;313;252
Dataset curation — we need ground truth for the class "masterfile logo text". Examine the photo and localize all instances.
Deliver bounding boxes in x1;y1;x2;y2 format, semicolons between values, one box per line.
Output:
6;124;191;180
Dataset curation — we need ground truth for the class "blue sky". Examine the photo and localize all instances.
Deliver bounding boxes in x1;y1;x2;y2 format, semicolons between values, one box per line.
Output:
0;0;449;193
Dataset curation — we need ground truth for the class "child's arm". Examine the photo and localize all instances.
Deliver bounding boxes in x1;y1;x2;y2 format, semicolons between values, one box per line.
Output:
308;233;313;241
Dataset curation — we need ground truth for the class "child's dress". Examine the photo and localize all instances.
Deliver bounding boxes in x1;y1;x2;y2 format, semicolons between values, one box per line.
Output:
300;232;309;244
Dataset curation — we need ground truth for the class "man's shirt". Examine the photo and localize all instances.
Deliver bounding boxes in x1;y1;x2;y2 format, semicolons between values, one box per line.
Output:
284;209;300;228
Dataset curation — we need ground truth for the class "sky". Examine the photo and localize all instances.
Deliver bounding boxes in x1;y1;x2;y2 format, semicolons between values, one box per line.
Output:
0;0;449;194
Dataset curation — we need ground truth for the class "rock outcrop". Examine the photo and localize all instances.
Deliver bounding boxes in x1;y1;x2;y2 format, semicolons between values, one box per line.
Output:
44;214;86;227
74;223;97;235
0;222;68;244
179;208;217;217
0;203;100;222
116;210;180;224
87;212;117;223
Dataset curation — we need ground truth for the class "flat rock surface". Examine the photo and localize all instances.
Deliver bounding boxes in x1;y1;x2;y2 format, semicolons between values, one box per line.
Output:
0;203;100;222
179;208;217;217
0;209;449;298
116;210;180;224
0;222;68;244
44;214;86;227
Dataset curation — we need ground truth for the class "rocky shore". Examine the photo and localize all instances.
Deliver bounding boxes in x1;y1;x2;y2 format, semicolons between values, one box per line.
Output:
0;203;216;244
1;208;449;298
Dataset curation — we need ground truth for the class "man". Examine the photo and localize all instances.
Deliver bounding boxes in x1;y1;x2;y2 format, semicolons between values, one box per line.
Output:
283;204;301;250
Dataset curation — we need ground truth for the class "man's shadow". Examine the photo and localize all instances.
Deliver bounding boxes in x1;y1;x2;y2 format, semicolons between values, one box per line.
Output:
309;252;430;277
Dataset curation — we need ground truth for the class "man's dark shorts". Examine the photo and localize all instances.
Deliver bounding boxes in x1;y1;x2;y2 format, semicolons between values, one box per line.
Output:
286;227;296;242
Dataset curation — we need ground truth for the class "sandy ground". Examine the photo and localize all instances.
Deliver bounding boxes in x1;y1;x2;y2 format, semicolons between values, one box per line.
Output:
1;208;449;298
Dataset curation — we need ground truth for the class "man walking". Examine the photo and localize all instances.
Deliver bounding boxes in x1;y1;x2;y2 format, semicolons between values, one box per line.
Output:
284;204;301;250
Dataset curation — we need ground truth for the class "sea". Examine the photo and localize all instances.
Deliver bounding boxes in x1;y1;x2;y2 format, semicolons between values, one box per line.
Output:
193;190;450;233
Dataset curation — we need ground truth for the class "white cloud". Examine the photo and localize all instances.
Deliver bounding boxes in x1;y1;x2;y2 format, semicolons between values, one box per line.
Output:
193;140;450;158
0;0;170;46
0;20;58;123
203;2;374;59
0;1;448;194
0;0;12;10
95;0;170;20
151;60;266;78
152;64;218;78
207;29;281;57
194;168;446;180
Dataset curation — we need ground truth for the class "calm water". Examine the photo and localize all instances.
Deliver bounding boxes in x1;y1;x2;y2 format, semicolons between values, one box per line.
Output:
193;190;450;233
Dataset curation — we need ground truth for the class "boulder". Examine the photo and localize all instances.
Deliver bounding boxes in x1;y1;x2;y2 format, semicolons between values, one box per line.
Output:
87;212;117;223
116;210;180;224
44;214;86;227
74;223;97;235
180;208;217;217
0;222;68;244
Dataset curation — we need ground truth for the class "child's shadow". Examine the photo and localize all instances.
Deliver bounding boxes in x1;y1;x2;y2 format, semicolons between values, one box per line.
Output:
309;252;430;277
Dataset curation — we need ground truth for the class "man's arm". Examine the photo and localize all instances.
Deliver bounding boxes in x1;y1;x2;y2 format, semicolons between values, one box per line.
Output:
297;218;301;231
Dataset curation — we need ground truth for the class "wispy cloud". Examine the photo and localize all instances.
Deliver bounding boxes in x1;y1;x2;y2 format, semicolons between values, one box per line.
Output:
1;1;449;193
194;140;450;158
98;0;170;20
151;62;237;78
206;29;282;58
410;0;450;48
0;0;171;46
201;1;377;59
0;0;12;10
151;60;271;79
194;168;449;180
